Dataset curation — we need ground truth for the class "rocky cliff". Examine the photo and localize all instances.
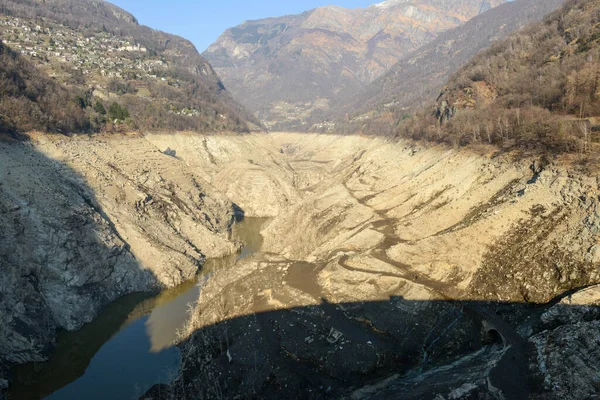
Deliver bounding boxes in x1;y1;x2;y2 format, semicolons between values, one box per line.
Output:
203;0;505;130
0;133;240;387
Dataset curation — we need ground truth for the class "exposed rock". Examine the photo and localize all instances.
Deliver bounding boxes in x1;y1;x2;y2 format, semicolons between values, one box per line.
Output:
436;100;456;124
144;133;306;217
0;134;239;381
529;321;600;400
0;141;149;371
138;132;600;400
3;133;599;398
589;244;600;264
531;157;549;175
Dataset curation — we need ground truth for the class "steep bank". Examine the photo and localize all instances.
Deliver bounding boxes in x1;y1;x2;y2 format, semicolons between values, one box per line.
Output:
141;133;600;399
0;133;240;385
7;217;269;400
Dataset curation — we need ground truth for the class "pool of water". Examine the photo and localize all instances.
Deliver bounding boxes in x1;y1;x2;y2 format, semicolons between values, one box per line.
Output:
8;218;270;400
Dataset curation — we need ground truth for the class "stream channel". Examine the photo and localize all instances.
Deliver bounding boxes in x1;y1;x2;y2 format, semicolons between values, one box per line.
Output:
8;218;270;400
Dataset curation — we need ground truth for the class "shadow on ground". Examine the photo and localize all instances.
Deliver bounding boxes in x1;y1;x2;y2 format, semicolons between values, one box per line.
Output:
0;136;161;397
141;288;600;400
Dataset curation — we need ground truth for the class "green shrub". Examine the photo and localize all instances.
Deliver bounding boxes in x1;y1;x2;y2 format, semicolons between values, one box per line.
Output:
108;102;129;121
94;101;106;115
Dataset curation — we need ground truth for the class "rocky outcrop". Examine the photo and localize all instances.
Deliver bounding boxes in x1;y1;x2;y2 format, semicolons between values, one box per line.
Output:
0;139;148;379
529;286;600;399
0;133;239;382
436;100;457;125
203;0;505;129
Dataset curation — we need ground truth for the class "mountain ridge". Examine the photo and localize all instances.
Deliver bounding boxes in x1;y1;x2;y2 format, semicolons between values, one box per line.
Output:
203;0;505;129
323;0;567;135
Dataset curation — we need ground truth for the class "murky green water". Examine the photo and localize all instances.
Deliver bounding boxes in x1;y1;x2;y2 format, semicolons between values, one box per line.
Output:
8;218;269;400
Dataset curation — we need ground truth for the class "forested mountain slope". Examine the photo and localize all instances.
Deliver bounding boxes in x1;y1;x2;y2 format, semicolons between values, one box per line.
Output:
0;0;260;133
400;0;600;155
326;0;566;135
0;40;89;133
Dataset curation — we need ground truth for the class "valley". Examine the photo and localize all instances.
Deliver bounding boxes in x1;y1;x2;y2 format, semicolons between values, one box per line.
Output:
1;0;600;398
204;0;506;130
1;132;598;399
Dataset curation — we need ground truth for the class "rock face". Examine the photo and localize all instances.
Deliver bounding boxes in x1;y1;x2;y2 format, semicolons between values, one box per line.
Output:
0;134;239;380
203;0;505;130
0;140;150;371
529;286;600;399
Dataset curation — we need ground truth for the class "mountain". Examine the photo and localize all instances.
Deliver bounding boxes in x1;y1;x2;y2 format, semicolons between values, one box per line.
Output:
326;0;567;135
397;0;600;155
203;0;505;130
0;0;260;133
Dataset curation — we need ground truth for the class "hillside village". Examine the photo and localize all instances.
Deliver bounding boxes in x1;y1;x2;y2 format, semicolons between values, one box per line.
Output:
0;15;201;117
2;15;154;77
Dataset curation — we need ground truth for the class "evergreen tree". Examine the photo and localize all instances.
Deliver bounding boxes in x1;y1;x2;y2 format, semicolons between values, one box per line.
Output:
94;100;106;115
108;102;129;121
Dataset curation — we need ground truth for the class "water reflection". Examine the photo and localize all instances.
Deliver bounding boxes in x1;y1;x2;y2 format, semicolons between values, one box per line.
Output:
9;217;269;400
145;279;200;353
232;217;269;259
45;317;179;400
146;218;269;352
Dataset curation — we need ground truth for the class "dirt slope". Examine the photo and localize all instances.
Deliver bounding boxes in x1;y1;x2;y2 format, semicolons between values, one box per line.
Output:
133;132;600;400
2;132;598;398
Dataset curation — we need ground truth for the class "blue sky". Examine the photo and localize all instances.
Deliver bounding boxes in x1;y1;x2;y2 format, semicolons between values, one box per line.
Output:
108;0;377;53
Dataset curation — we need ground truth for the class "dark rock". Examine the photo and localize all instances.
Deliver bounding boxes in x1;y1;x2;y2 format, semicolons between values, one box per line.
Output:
163;147;177;157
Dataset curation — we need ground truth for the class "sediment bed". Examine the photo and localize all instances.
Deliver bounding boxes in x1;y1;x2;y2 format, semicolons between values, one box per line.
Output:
1;132;599;399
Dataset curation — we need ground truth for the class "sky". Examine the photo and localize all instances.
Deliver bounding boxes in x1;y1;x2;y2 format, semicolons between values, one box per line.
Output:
108;0;377;53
